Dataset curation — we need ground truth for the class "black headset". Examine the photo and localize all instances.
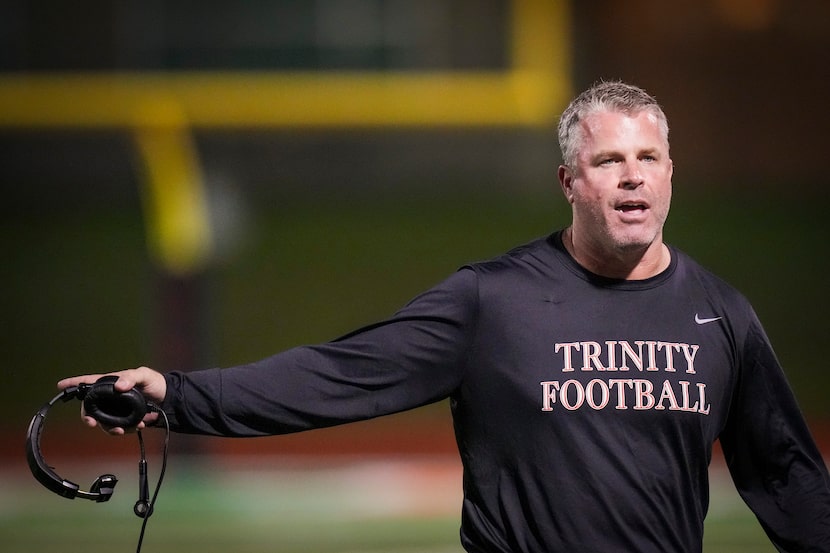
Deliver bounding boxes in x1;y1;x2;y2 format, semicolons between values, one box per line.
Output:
25;375;160;516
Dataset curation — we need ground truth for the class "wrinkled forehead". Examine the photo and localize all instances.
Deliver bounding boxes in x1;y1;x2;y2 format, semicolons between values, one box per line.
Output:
582;107;662;131
578;109;669;150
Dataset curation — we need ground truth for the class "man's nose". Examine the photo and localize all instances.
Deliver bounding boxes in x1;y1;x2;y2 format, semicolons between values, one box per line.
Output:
619;161;644;189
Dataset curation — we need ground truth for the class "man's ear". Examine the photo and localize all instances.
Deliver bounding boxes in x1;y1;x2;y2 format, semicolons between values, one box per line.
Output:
558;165;575;204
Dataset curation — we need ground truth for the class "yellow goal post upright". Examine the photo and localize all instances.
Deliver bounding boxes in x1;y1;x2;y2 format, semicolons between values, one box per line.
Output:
0;0;571;278
0;0;572;409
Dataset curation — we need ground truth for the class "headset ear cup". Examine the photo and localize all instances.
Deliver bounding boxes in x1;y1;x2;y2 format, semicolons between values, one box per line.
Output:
83;377;148;428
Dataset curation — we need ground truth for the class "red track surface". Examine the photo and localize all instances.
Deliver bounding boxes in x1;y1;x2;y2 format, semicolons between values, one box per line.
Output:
9;412;829;463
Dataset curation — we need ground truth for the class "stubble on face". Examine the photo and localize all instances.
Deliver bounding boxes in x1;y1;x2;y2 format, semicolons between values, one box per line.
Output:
561;110;673;278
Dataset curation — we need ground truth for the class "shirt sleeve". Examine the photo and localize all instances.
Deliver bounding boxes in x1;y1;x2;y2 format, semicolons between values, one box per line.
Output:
159;268;478;437
719;310;830;551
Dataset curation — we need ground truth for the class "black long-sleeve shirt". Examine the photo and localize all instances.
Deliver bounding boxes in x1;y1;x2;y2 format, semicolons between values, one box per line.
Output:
161;231;830;552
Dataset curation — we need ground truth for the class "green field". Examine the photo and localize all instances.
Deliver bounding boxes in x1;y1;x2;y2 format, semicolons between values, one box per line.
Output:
2;456;777;553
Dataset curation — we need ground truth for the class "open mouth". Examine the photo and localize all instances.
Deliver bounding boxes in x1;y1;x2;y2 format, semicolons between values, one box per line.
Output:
615;201;649;213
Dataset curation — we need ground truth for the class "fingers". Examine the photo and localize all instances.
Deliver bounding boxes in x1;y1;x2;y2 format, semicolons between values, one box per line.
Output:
111;370;141;393
57;370;136;393
57;366;167;404
98;412;160;435
81;413;99;428
58;366;168;433
84;410;158;435
57;373;105;391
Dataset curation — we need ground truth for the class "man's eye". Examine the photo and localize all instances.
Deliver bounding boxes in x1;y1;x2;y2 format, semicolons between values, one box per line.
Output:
599;158;616;166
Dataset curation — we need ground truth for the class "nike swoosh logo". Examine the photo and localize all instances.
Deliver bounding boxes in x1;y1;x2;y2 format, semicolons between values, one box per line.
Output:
695;314;723;325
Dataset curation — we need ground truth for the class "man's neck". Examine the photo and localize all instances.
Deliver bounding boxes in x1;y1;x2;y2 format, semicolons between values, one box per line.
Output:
563;227;670;280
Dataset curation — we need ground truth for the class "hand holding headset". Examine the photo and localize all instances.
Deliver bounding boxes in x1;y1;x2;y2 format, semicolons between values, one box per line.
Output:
26;375;170;552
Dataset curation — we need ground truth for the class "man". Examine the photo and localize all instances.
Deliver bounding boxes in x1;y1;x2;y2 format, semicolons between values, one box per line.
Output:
59;81;830;552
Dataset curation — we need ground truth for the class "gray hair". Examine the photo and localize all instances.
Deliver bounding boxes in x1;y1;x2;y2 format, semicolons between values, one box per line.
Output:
557;81;669;168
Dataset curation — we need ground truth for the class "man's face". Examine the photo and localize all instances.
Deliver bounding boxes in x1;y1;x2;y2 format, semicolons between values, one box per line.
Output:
559;109;673;255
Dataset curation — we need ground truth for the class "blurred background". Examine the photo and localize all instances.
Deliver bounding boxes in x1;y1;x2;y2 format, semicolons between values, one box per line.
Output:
1;1;828;551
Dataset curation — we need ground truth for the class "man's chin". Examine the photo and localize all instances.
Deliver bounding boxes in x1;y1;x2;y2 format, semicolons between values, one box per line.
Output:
610;233;659;253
